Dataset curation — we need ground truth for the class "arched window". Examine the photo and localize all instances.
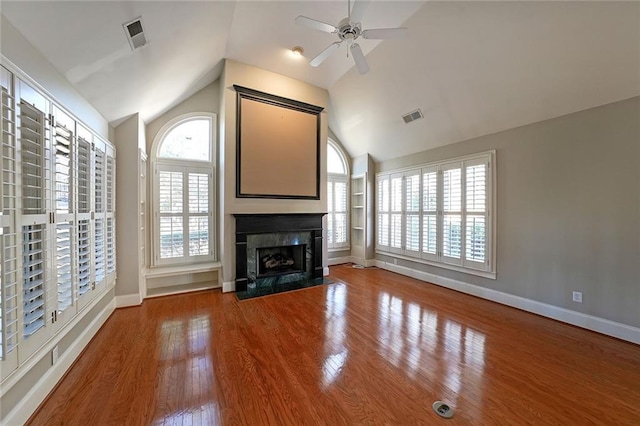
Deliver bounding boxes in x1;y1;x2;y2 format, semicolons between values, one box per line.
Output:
327;139;349;250
151;113;216;266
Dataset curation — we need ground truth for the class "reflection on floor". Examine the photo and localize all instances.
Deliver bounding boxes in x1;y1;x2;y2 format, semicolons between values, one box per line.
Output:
28;264;640;425
236;276;333;300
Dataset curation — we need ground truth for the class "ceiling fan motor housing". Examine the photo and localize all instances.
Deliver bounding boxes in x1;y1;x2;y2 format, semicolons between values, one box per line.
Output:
338;18;361;41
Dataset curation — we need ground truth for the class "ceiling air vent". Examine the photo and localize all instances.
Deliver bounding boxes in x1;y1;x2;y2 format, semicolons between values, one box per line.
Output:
402;109;424;124
123;17;148;50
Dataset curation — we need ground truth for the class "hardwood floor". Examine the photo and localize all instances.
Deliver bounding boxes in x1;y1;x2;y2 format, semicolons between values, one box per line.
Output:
28;265;640;425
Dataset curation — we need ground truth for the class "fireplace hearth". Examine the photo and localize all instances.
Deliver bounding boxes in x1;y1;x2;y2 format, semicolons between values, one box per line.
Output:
234;213;325;293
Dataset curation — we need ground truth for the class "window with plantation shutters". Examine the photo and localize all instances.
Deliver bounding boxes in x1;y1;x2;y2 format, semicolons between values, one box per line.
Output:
77;220;91;296
327;141;349;250
376;152;495;278
152;115;215;266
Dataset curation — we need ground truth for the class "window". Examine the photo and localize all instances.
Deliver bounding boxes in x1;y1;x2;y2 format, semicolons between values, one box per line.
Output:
376;152;495;278
327;140;349;250
152;115;216;266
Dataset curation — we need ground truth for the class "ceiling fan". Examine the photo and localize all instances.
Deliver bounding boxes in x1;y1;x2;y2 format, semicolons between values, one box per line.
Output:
295;0;407;74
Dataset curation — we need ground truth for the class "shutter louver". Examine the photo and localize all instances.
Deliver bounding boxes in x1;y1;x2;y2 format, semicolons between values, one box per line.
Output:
465;162;487;265
77;220;91;296
377;176;390;248
405;173;420;253
443;166;462;262
19;101;46;215
22;225;46;338
334;181;347;245
422;170;437;256
95;150;105;213
94;219;105;283
327;182;334;245
390;175;403;250
106;218;115;274
53;117;72;214
77;138;91;214
55;222;73;311
1;229;19;358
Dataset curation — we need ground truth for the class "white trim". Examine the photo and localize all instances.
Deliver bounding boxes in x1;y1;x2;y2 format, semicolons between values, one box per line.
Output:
374;260;640;345
222;281;235;293
328;256;351;266
2;297;115;426
376;250;497;280
323;267;330;276
1;283;115;398
144;262;222;278
145;282;219;299
115;293;142;308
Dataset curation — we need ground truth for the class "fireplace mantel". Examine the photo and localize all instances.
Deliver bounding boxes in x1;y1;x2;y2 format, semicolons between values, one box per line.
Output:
233;213;325;292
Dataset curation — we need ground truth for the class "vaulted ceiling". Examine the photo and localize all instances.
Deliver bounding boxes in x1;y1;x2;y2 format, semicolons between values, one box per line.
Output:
2;1;639;161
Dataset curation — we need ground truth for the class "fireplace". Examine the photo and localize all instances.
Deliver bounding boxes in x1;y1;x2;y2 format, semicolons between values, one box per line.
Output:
234;213;324;292
257;244;306;277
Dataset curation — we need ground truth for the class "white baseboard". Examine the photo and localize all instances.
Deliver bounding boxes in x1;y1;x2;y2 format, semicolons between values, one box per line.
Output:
374;260;640;345
323;267;330;276
115;293;142;308
222;281;235;293
328;256;351;266
3;298;116;426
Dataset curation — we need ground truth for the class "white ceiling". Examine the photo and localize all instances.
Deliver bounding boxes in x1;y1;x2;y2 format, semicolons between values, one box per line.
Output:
2;1;639;161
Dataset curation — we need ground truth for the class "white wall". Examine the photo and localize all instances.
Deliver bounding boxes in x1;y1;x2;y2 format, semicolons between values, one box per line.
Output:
1;14;109;139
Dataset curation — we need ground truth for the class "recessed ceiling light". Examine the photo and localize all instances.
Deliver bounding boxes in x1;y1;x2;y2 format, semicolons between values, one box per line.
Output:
291;46;304;57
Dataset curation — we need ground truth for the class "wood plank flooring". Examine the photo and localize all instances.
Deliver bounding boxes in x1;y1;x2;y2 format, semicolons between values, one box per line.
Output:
28;265;640;425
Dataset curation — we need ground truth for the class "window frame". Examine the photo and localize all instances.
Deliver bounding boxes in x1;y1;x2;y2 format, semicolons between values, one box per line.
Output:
376;151;496;279
327;139;350;251
150;113;216;267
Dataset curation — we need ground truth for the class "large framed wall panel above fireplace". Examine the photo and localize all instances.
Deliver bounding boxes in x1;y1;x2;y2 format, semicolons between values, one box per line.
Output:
234;213;325;292
234;85;324;200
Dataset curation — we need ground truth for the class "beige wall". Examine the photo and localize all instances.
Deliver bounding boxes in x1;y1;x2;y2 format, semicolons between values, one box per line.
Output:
377;96;640;328
114;114;143;298
220;59;330;284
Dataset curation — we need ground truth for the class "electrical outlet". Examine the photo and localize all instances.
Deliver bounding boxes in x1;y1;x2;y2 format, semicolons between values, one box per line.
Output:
51;345;59;365
572;291;583;303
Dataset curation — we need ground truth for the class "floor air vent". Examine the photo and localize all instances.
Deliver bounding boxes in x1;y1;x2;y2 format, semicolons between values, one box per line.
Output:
402;109;423;124
124;17;148;50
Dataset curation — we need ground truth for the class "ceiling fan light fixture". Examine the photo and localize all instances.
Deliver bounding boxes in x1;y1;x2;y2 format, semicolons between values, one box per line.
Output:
291;46;304;57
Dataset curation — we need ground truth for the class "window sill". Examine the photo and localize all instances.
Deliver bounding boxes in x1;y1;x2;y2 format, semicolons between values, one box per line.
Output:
145;262;222;279
328;246;351;253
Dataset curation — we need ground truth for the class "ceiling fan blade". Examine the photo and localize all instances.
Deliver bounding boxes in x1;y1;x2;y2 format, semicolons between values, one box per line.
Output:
350;0;370;23
362;28;408;40
295;15;337;33
309;42;342;67
350;43;369;74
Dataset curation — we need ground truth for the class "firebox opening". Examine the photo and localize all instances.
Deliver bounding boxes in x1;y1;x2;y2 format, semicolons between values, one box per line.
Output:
257;244;306;278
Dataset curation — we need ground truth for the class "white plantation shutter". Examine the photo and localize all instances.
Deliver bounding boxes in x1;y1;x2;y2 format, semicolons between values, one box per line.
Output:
188;172;209;256
77;220;91;296
1;66;19;361
156;166;212;264
327;178;348;249
76;137;91;214
442;163;463;265
19;100;47;215
22;225;47;338
404;171;420;256
421;167;438;260
94;148;106;285
390;173;403;253
376;152;494;277
464;159;489;269
55;221;73;312
377;175;390;250
53;108;73;214
327;182;334;246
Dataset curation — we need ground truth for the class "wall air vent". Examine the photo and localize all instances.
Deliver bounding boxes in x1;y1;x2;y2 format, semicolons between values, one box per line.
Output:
123;17;148;50
402;109;424;124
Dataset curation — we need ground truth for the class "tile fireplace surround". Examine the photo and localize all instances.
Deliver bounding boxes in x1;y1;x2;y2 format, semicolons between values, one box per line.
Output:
233;213;325;292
